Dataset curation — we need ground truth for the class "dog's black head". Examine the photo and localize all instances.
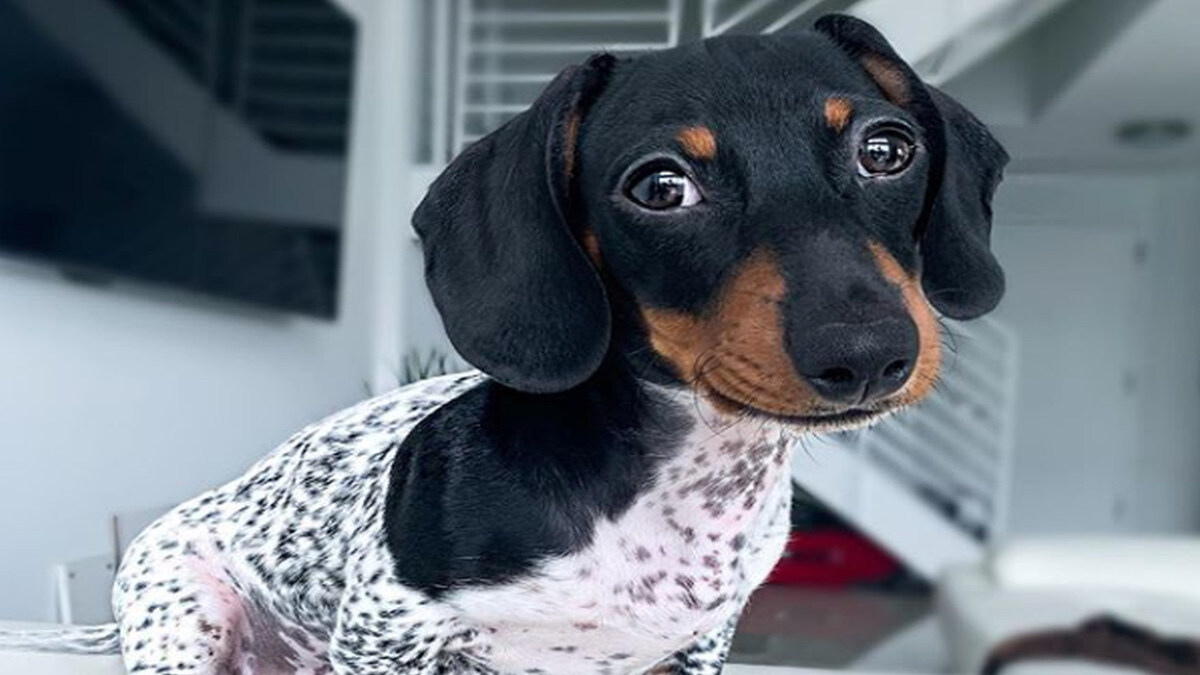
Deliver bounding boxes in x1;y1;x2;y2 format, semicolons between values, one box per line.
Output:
414;15;1007;429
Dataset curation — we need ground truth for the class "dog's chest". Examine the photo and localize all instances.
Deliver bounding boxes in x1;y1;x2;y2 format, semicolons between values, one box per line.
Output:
448;425;794;674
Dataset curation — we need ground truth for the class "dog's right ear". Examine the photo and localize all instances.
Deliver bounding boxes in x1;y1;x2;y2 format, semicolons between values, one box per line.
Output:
413;55;617;394
816;14;1008;320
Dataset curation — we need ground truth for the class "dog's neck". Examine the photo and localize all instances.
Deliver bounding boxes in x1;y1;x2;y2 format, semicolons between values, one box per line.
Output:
515;352;793;470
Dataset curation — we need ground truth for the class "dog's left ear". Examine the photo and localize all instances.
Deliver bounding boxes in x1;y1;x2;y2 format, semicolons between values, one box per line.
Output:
816;14;1009;319
413;55;617;393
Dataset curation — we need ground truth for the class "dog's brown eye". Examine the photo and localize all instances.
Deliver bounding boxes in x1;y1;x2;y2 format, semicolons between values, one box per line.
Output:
858;129;915;176
627;170;702;210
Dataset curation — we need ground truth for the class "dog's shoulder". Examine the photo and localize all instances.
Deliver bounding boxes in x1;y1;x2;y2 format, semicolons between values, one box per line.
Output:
383;368;692;598
281;369;488;451
214;370;487;523
344;369;490;433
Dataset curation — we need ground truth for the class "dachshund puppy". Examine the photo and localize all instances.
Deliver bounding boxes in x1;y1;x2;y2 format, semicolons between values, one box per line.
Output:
0;14;1006;675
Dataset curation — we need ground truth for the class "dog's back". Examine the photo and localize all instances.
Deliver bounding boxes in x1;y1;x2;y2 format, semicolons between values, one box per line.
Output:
1;371;481;666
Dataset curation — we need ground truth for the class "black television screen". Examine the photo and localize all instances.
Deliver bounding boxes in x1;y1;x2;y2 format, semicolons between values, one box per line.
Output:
0;0;355;318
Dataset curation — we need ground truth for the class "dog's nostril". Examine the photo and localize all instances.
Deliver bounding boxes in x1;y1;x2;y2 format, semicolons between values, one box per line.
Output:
817;367;857;384
882;359;910;380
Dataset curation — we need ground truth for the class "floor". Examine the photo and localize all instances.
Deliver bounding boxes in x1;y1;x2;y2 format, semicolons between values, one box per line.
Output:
729;586;945;672
2;587;949;674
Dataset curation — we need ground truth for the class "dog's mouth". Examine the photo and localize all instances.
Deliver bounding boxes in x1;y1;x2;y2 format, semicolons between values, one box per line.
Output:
698;378;896;431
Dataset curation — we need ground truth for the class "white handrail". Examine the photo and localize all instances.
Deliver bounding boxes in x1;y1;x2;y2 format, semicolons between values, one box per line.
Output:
762;0;824;34
451;0;472;156
710;0;779;36
470;42;671;54
465;72;557;84
667;0;683;46
873;419;993;499
430;0;451;166
472;10;671;25
462;103;534;114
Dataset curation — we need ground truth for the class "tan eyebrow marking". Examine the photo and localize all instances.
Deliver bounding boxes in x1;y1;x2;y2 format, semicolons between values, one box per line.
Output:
563;111;582;177
581;228;602;266
861;53;911;106
677;126;717;160
824;97;854;132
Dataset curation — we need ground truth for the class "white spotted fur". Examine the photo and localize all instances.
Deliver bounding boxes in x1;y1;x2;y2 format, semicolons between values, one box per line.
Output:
2;372;798;675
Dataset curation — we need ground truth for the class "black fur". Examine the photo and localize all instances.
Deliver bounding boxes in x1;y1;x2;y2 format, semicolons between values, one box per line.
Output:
413;55;617;395
385;359;690;596
918;86;1008;319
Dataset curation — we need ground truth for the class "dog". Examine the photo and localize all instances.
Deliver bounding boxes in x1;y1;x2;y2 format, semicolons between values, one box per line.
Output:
983;615;1200;675
0;14;1006;675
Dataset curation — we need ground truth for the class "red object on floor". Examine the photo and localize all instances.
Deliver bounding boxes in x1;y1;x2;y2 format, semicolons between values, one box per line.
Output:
766;529;900;586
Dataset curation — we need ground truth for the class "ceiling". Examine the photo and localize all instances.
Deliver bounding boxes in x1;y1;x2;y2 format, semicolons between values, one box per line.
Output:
354;0;1199;174
968;0;1200;173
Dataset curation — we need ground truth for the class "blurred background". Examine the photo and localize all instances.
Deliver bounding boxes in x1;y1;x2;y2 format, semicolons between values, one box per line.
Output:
0;0;1197;673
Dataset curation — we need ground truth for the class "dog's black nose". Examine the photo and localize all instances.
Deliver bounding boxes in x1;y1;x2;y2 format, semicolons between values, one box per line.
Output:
795;318;919;405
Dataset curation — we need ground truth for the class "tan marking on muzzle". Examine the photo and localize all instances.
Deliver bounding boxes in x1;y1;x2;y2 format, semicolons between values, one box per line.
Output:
823;97;854;132
868;241;941;405
677;126;718;161
640;250;825;417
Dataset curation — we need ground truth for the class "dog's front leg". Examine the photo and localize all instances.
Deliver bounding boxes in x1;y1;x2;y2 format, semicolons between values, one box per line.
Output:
649;616;739;674
329;556;480;675
329;587;489;675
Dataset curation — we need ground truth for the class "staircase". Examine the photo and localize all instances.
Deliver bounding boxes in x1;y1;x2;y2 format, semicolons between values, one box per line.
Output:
107;0;356;155
415;0;1093;165
10;0;354;226
417;0;684;164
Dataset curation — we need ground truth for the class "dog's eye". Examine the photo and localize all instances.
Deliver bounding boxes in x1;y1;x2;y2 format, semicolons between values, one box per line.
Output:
626;170;702;210
858;128;916;176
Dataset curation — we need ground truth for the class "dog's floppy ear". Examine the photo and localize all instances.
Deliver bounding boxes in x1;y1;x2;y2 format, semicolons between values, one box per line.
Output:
815;14;1008;319
920;86;1008;319
413;55;616;393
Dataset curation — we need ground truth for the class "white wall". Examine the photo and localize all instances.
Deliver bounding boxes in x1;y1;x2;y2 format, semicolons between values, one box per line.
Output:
991;174;1150;534
0;264;369;620
1134;173;1200;532
992;171;1200;536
